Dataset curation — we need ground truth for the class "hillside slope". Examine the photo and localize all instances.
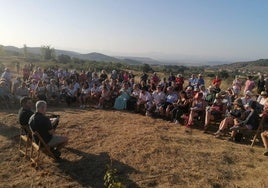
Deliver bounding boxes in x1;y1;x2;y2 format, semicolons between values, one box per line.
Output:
1;108;268;187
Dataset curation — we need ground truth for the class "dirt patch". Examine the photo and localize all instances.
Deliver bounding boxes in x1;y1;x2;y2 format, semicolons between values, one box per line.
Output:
1;107;268;187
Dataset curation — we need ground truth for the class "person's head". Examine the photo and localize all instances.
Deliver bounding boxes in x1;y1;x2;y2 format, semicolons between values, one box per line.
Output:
180;91;187;98
245;90;253;98
195;92;203;100
35;100;47;114
167;86;173;93
261;91;268;98
157;85;162;91
233;98;244;109
141;86;147;93
215;93;222;101
20;97;32;109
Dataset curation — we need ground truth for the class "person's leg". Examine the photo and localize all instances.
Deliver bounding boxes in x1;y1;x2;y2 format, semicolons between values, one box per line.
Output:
261;131;268;151
48;135;68;150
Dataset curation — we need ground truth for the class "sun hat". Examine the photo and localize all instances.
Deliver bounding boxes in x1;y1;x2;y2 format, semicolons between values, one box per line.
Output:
245;90;253;96
261;91;267;96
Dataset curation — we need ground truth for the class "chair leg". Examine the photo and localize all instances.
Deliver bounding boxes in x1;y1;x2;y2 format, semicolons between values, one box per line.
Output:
251;120;264;147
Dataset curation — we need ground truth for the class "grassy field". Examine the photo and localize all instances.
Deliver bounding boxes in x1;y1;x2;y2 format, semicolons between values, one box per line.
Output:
1;106;268;188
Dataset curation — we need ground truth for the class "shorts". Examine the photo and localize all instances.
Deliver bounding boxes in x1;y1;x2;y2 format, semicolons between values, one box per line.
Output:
47;135;68;147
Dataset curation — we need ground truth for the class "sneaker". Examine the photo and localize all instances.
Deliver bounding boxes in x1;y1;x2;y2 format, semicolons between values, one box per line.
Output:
174;120;179;124
51;148;61;158
263;150;268;156
214;130;223;137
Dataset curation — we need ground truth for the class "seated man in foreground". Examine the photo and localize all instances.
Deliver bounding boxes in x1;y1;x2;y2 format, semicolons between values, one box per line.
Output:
29;100;68;158
18;96;34;135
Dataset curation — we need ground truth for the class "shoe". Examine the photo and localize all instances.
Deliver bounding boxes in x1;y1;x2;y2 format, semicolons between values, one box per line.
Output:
185;125;191;133
263;150;268;156
228;137;234;142
174;120;179;124
230;125;240;131
51;148;61;158
214;130;223;137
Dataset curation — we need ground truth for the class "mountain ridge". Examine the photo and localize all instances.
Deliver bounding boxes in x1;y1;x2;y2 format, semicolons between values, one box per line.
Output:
1;45;267;68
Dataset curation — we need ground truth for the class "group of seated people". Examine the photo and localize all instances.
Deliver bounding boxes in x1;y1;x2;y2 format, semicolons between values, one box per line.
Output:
3;65;268;156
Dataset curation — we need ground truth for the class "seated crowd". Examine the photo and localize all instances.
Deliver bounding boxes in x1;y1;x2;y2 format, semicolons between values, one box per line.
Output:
1;64;268;156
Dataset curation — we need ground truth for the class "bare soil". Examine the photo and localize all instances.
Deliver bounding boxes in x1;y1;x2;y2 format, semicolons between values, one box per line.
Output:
1;106;268;188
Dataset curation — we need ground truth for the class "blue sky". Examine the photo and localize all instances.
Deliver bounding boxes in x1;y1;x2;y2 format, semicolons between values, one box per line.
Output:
1;0;268;62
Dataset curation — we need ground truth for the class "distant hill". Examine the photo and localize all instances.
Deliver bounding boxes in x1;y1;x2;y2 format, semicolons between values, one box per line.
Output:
2;45;268;69
2;45;134;64
116;56;160;65
207;59;268;73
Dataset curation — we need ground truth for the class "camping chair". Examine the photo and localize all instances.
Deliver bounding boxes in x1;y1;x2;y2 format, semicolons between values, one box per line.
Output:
30;131;57;166
19;125;32;157
251;116;267;147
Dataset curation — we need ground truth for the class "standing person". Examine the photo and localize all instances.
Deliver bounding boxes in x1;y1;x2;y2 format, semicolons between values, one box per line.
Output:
140;72;148;84
197;74;205;89
244;75;255;95
232;75;242;99
168;72;176;87
29;100;68;158
212;75;222;91
175;74;184;92
188;74;198;89
257;74;265;94
18;97;34;134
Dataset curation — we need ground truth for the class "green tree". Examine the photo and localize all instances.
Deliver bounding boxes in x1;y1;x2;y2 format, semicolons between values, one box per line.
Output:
218;70;229;79
23;44;28;58
57;54;71;64
0;45;5;56
41;45;55;60
141;63;153;73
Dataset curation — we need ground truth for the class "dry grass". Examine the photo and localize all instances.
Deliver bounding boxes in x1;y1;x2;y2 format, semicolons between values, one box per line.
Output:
1;106;268;188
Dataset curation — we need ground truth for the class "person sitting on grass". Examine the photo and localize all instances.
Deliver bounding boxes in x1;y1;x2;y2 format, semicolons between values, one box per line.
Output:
79;82;91;108
159;86;178;119
149;85;166;115
136;86;152;115
113;82;131;110
185;92;206;132
172;91;191;125
229;101;260;142
203;93;227;132
96;85;111;109
29;100;68;158
66;82;78;107
214;98;246;138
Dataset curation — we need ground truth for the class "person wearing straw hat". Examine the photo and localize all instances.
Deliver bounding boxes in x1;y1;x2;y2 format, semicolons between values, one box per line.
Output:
257;91;268;106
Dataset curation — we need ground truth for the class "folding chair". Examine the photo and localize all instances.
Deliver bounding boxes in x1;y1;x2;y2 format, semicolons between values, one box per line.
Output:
30;131;56;166
18;126;32;157
251;116;266;147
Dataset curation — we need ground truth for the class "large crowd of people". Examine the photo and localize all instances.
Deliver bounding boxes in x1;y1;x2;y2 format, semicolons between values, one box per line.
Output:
1;63;268;157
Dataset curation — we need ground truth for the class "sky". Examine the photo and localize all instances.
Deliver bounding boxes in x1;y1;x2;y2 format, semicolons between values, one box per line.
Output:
1;0;268;63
